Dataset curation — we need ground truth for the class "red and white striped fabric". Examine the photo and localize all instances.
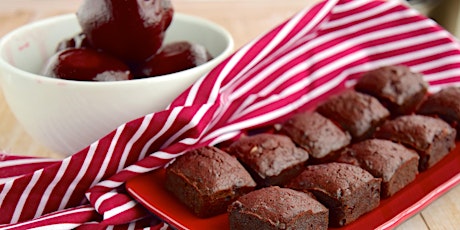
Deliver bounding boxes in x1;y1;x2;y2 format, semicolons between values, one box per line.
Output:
2;0;460;229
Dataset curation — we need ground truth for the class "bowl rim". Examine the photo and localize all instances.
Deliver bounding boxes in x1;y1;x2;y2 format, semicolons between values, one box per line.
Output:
0;13;234;87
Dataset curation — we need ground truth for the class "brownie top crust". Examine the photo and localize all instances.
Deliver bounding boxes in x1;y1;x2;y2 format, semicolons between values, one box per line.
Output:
166;146;256;195
316;90;390;139
375;114;456;152
287;162;379;199
229;186;327;223
355;65;428;107
337;139;419;181
228;133;309;178
281;111;351;159
418;86;460;122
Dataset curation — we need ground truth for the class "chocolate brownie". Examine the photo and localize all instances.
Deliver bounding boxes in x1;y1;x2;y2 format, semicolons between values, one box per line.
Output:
164;146;256;218
228;186;329;230
286;162;381;227
228;133;309;187
374;115;456;171
355;65;428;115
336;139;419;198
281;111;351;161
418;86;460;136
316;90;390;141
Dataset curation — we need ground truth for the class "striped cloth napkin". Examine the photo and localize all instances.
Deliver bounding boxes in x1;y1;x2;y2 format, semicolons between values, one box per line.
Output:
1;0;460;229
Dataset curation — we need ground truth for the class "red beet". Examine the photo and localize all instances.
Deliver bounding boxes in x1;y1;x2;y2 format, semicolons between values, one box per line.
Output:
133;41;213;78
76;0;174;65
42;48;133;81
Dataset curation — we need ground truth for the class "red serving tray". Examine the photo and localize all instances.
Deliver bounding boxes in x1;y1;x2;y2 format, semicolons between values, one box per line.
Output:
126;142;460;230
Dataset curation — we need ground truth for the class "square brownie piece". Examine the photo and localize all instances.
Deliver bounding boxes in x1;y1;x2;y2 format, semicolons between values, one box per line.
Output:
316;90;390;141
228;133;309;187
281;111;351;161
374;115;456;171
355;65;428;115
286;162;381;227
165;146;256;218
418;86;460;137
228;186;329;230
336;139;419;198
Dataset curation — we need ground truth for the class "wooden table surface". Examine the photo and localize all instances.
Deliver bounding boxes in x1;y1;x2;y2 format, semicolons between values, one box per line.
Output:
0;0;459;229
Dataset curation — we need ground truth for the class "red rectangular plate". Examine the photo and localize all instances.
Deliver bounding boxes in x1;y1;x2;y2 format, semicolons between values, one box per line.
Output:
126;142;460;230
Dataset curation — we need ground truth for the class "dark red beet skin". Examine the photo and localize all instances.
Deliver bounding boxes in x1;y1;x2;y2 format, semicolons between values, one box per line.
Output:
44;0;213;82
133;41;213;78
77;0;174;65
42;48;133;81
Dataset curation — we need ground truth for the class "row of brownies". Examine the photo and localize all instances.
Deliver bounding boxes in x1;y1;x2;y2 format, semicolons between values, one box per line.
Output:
163;65;460;229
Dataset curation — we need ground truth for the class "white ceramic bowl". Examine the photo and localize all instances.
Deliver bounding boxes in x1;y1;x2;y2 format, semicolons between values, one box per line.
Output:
0;13;234;156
